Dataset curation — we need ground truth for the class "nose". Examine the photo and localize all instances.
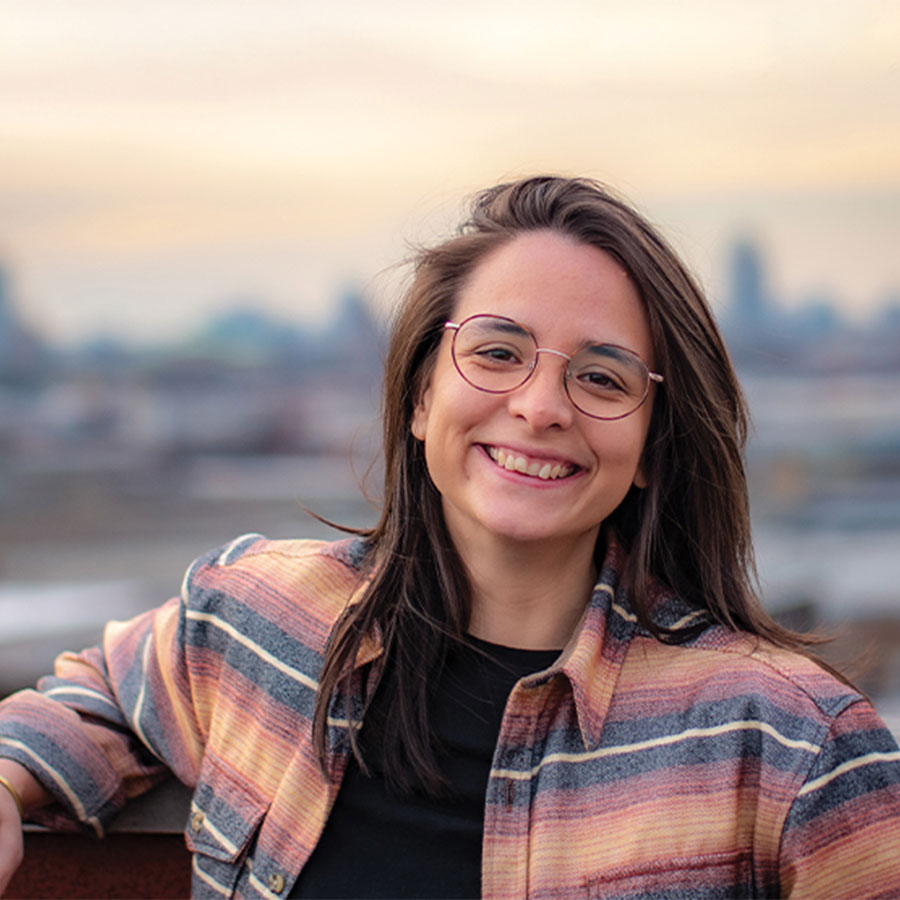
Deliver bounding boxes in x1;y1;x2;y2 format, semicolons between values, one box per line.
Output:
505;350;575;431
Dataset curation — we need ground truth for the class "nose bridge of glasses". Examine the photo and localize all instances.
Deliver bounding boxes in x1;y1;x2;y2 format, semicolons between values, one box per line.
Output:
524;347;575;402
524;346;573;388
533;346;572;364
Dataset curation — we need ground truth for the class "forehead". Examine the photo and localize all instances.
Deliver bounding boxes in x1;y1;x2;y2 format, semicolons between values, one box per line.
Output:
453;230;652;359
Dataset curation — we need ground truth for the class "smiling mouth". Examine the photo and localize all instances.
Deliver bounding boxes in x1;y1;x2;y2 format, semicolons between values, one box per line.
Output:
485;445;578;481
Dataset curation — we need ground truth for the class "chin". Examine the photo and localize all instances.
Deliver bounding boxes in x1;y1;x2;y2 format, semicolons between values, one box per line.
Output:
479;514;596;548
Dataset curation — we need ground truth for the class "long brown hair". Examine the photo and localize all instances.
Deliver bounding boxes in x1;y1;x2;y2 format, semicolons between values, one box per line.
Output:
313;175;830;793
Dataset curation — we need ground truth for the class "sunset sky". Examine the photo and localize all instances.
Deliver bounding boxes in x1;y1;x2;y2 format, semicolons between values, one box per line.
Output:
2;0;898;343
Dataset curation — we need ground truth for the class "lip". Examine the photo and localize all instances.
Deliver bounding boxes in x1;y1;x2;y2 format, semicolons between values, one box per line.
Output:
479;443;584;482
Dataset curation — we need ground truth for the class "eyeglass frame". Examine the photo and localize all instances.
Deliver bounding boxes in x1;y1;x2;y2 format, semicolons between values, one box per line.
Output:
442;313;663;421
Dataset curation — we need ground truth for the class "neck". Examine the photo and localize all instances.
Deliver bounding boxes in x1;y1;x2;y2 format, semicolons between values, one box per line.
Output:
452;529;600;650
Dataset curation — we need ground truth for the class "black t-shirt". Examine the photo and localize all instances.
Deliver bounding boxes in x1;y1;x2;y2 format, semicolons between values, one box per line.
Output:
290;636;560;899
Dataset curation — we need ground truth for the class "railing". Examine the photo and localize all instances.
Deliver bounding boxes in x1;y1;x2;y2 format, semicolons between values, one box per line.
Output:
6;780;192;899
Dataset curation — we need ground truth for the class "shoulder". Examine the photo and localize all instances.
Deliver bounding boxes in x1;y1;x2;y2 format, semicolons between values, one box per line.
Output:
620;625;867;751
696;628;863;721
684;636;900;892
185;532;368;588
180;533;371;652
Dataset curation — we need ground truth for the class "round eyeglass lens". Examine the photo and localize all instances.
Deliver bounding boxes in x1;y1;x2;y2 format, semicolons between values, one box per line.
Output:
565;345;651;419
451;316;537;393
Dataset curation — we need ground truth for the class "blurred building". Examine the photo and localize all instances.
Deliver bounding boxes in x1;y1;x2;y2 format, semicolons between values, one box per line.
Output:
721;238;900;374
0;264;46;386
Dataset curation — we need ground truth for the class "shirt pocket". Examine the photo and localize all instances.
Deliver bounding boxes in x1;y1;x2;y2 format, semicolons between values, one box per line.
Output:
584;850;754;899
184;758;271;898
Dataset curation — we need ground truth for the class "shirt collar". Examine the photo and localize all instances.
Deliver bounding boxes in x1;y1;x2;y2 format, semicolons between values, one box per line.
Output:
335;533;709;748
546;534;710;751
319;537;383;669
550;535;638;751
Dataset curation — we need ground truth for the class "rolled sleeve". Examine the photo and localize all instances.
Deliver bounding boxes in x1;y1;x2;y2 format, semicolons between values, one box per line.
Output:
0;543;228;834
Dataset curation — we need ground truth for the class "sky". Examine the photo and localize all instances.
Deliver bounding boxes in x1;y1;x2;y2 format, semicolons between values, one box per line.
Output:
1;0;899;345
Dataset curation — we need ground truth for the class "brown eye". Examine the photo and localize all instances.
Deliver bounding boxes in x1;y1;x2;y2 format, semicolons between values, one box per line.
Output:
577;370;626;393
472;345;523;365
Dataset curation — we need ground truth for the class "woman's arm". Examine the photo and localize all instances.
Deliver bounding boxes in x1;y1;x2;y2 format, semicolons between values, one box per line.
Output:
0;534;281;895
0;597;199;836
0;541;234;838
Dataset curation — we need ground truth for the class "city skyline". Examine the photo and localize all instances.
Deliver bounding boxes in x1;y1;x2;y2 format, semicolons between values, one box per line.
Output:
2;1;898;343
3;215;899;352
2;231;897;381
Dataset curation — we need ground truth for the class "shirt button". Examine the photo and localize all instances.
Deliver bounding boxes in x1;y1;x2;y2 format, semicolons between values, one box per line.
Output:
190;811;204;833
267;872;286;893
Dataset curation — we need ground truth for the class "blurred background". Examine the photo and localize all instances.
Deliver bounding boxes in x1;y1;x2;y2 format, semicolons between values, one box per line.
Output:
1;1;898;734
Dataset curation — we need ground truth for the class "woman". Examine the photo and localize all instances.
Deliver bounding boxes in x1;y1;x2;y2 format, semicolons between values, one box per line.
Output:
0;176;898;898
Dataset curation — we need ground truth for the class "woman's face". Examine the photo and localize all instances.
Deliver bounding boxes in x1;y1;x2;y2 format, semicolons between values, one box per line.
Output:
411;229;657;556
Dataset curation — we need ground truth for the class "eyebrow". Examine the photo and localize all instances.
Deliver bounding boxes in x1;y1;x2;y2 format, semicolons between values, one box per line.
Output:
458;313;534;340
483;319;531;337
579;343;642;365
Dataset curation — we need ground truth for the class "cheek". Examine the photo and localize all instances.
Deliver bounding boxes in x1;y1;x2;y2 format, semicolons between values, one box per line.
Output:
587;421;650;479
418;369;499;441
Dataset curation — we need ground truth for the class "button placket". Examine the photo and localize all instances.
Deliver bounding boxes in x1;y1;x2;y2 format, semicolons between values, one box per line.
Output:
483;681;538;899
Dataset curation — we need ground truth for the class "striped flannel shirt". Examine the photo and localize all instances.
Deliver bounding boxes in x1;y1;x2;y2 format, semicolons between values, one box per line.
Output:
1;533;900;899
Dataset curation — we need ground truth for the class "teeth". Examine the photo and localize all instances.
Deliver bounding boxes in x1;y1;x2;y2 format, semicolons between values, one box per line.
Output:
487;447;573;481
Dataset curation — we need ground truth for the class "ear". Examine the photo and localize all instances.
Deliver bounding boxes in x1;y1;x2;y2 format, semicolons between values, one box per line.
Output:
410;384;432;441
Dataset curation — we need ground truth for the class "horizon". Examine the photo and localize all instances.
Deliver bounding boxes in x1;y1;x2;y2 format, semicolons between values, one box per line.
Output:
3;224;898;353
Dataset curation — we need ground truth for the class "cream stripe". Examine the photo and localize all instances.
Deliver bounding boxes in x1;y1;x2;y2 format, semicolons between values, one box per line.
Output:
129;635;153;751
326;716;362;731
670;610;706;630
185;609;319;692
611;602;636;623
0;737;103;836
491;720;820;781
180;533;261;602
189;800;239;855
217;533;262;566
609;603;702;631
249;869;286;899
43;685;121;713
797;749;900;797
180;561;194;604
191;856;232;897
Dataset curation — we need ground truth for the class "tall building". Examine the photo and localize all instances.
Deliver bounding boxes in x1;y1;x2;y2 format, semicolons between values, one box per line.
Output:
0;263;45;384
0;266;14;348
728;238;770;332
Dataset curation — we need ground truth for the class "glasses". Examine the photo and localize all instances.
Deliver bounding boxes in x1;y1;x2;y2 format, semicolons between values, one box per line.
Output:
444;314;663;421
